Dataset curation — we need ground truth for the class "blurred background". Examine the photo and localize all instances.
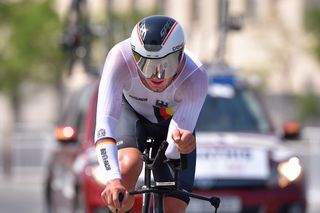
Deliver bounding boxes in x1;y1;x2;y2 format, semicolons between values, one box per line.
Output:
1;0;320;212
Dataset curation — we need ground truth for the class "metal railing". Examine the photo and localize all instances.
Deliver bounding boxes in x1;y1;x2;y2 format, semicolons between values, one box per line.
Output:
0;122;55;181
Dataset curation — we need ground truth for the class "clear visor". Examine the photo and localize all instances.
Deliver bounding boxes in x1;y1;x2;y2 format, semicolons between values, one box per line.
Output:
133;50;183;79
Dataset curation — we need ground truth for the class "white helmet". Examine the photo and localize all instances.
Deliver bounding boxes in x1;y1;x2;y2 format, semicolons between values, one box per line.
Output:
130;15;185;79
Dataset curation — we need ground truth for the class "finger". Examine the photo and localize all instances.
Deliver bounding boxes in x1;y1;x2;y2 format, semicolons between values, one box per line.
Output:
180;131;194;142
178;145;192;154
124;191;130;205
172;129;182;142
178;139;196;154
112;190;121;209
185;141;196;153
182;133;195;147
107;190;114;207
101;191;108;205
176;144;182;153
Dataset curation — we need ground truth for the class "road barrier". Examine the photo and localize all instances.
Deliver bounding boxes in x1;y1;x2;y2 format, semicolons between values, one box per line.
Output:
0;122;55;182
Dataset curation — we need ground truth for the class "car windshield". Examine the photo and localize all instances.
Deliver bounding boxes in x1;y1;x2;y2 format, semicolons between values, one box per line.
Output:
196;84;272;133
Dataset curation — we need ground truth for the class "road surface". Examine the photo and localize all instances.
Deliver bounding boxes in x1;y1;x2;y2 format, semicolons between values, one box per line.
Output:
0;177;44;213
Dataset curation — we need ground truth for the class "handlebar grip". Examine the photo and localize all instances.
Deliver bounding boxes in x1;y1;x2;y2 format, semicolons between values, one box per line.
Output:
180;154;188;170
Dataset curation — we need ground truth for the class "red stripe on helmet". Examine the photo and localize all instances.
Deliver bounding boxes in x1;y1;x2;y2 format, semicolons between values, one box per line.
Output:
137;24;144;45
162;22;177;46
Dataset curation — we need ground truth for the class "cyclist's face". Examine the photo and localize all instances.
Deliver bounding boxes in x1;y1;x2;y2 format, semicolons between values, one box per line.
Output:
138;55;185;92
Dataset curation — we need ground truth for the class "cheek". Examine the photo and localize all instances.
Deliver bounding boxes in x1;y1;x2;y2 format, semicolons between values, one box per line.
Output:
164;78;174;86
163;79;170;84
161;80;171;87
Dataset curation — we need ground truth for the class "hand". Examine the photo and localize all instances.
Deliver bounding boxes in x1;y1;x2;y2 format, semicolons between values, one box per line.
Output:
101;178;128;210
172;129;196;154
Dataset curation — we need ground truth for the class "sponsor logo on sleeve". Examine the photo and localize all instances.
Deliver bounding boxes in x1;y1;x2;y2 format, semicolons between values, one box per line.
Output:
97;129;106;139
100;149;111;171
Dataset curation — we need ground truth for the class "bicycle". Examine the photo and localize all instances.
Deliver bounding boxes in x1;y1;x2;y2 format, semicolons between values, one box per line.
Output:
126;137;220;213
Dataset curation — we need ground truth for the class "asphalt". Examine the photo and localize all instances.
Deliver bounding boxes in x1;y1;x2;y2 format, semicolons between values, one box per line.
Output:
0;177;44;213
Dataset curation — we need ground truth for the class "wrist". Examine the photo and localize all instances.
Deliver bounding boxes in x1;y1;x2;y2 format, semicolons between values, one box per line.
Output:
105;178;123;186
106;178;122;186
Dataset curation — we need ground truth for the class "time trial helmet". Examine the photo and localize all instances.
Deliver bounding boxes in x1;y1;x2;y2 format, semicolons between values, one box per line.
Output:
130;15;185;80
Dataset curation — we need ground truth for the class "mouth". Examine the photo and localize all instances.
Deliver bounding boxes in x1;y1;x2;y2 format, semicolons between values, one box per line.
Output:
151;80;164;85
145;78;168;92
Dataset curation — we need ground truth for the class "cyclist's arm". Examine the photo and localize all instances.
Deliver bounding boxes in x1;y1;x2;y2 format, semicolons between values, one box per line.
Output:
165;66;208;159
95;45;131;183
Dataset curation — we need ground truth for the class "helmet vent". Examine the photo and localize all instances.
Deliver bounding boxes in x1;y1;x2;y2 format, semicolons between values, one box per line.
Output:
144;43;162;52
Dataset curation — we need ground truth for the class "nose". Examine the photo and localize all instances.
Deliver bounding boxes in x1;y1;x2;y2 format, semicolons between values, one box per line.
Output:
156;64;162;72
155;64;165;79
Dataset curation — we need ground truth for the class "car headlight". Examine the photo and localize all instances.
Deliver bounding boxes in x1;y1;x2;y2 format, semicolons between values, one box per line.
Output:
277;157;302;188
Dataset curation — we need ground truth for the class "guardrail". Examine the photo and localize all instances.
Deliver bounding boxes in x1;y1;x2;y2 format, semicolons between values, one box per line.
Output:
0;122;55;181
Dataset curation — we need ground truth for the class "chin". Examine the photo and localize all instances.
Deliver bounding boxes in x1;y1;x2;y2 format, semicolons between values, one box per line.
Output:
151;87;164;92
147;83;164;91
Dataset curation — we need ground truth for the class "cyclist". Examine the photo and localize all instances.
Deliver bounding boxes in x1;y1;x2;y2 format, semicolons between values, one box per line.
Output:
95;15;208;213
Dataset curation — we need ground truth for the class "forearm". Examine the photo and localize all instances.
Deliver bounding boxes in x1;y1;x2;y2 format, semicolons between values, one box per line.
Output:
95;138;121;184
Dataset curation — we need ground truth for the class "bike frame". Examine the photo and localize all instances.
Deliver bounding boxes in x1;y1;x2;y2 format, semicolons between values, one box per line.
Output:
129;138;220;213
